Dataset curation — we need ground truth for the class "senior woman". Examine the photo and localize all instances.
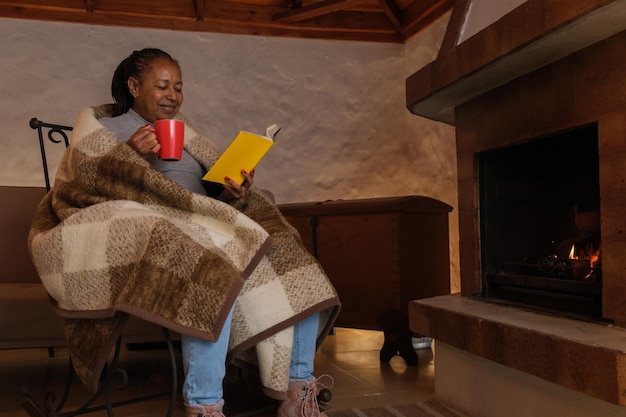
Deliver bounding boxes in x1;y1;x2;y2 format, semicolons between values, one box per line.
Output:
28;48;339;417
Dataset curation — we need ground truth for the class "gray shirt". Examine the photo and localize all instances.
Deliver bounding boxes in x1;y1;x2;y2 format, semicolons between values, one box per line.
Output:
99;109;208;195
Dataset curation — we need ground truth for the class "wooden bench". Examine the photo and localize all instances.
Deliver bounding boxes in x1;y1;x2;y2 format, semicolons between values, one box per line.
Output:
280;196;452;364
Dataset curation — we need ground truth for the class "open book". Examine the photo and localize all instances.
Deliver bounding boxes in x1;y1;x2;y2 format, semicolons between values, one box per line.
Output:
202;124;281;186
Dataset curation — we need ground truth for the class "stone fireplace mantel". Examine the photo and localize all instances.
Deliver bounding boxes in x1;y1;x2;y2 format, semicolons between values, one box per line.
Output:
405;0;626;125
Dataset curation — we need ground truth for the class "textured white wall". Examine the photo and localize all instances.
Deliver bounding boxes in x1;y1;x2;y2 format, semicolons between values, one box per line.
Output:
459;0;526;42
0;15;459;290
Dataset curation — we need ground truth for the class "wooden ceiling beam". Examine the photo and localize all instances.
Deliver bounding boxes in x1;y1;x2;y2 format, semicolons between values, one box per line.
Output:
273;0;367;23
194;0;204;21
377;0;402;29
402;0;452;38
0;0;84;13
0;0;452;43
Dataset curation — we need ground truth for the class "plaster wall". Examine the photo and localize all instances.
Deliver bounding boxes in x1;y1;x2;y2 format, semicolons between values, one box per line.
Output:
0;16;459;291
459;0;527;42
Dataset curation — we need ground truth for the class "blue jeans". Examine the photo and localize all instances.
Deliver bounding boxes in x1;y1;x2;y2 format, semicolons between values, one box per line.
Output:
182;305;320;405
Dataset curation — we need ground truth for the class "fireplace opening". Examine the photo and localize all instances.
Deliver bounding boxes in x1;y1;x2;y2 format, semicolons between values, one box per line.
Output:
478;124;603;321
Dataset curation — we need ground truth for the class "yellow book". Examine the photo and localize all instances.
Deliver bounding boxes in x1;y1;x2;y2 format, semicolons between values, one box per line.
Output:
202;124;281;186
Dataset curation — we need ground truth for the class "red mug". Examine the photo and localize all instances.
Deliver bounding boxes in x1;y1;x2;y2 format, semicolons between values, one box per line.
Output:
154;119;184;160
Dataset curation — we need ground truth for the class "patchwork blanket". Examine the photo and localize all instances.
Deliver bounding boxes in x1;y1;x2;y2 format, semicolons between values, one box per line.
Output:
28;105;340;398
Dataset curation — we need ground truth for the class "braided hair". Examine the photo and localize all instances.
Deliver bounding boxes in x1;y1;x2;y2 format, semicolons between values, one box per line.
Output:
111;48;180;116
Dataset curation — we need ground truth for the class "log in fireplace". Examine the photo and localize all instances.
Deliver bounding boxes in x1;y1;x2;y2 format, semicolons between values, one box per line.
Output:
478;123;603;320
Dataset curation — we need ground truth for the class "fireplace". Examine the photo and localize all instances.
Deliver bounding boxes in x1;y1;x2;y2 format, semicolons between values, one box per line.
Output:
478;123;603;320
405;0;626;414
446;28;626;327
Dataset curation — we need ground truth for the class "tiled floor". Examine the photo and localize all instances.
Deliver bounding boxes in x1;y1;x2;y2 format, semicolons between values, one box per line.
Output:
0;328;436;417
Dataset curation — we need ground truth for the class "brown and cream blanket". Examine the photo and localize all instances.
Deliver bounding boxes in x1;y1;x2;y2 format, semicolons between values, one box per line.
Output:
28;105;340;398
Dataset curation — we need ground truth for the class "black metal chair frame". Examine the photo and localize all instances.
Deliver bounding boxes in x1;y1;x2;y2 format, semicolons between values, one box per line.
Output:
22;118;180;417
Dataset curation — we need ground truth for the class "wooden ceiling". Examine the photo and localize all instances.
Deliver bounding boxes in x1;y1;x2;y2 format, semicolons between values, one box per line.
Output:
0;0;453;43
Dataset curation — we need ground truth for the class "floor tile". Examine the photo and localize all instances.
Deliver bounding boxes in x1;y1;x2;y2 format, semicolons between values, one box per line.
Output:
0;328;436;416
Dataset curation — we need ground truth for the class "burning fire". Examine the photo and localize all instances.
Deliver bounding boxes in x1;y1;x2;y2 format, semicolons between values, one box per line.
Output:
569;243;601;280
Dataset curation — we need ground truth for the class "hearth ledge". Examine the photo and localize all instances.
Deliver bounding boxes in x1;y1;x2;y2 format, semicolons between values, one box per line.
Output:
409;294;626;406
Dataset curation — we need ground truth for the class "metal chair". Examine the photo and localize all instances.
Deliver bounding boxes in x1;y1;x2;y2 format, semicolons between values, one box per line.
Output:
22;118;180;417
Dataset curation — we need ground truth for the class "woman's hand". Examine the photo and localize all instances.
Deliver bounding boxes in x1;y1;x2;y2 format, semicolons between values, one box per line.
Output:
219;169;255;202
127;123;160;156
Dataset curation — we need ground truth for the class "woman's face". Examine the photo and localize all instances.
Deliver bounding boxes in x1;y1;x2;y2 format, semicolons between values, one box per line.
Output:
128;57;183;122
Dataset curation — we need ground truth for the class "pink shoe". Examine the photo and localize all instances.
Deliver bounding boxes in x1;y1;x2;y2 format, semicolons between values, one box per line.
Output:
185;399;226;417
277;376;333;417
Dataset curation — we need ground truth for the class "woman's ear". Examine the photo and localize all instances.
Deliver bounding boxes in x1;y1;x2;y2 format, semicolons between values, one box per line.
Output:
127;77;140;98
